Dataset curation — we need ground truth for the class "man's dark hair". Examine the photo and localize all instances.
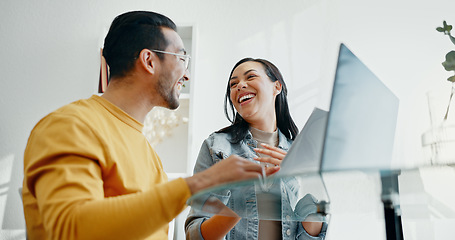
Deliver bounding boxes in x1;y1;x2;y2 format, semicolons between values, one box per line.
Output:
103;11;177;79
218;58;299;142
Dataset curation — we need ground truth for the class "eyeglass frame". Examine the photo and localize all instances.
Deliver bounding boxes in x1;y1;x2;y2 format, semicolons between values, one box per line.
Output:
150;49;191;69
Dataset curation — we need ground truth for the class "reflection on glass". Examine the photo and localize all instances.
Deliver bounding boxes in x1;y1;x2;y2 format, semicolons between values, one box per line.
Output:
187;172;330;222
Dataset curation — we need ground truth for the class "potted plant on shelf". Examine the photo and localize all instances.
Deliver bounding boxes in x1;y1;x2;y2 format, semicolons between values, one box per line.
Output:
436;21;455;120
421;21;455;165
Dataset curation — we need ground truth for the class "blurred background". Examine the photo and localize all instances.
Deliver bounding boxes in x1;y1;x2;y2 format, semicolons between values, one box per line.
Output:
1;0;455;239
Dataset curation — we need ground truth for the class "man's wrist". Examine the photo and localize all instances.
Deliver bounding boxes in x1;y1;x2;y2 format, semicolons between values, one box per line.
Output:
185;171;212;194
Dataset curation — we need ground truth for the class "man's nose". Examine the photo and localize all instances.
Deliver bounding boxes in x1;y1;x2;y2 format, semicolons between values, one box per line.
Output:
183;69;190;82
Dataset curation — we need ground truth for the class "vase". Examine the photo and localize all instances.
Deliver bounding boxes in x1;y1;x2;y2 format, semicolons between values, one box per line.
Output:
421;86;455;165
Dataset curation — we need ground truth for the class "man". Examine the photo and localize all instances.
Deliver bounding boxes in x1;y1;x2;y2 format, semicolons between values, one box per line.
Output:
22;11;278;240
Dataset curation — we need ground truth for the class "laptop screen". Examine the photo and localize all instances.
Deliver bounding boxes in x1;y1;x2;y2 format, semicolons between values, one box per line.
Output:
277;107;328;176
320;43;399;172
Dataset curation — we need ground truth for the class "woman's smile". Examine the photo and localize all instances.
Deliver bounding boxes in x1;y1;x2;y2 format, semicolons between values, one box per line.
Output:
238;92;256;106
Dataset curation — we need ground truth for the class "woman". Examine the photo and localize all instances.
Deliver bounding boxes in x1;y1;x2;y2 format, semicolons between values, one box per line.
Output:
185;58;327;239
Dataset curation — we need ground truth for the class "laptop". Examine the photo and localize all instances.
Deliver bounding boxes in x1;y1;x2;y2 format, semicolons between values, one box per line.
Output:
278;43;399;176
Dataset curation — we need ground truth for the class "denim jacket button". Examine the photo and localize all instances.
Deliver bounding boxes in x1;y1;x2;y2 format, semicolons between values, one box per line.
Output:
286;215;291;221
286;229;291;236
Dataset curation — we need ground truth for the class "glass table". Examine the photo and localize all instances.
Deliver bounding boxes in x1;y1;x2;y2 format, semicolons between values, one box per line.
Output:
188;171;329;223
187;166;455;240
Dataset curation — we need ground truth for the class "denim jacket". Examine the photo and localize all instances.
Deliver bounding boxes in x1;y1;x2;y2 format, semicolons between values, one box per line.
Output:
185;129;327;240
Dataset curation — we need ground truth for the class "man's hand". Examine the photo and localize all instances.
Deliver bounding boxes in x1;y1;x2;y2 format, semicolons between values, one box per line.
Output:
185;154;279;194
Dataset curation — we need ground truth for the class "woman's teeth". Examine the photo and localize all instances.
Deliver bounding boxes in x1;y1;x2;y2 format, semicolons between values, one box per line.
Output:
239;94;255;103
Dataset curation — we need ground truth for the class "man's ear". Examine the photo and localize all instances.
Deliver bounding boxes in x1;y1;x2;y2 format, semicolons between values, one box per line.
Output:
138;49;157;75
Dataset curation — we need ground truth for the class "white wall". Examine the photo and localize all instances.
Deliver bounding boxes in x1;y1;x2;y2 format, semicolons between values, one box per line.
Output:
1;0;455;239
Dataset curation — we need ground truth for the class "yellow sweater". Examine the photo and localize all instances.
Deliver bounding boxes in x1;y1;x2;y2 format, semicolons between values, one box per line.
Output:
23;95;191;240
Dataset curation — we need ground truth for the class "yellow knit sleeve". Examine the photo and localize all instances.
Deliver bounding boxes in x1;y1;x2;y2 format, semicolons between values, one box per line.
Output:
24;112;191;240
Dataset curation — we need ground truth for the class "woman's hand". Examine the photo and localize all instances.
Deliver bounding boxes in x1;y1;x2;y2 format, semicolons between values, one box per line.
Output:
253;143;287;167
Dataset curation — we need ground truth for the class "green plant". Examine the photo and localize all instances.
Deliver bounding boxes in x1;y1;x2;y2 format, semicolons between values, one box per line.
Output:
436;21;455;120
436;21;455;82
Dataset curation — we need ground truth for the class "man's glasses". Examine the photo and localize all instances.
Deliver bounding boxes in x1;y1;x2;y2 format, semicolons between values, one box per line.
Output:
150;49;191;69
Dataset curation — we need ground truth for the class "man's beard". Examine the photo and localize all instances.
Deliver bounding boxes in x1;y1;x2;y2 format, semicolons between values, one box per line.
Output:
157;76;180;110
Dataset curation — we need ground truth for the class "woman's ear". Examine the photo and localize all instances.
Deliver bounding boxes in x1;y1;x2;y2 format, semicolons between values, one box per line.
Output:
274;81;283;95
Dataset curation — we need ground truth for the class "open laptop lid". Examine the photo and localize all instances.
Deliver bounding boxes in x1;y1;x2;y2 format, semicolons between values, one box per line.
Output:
320;43;399;172
278;43;399;176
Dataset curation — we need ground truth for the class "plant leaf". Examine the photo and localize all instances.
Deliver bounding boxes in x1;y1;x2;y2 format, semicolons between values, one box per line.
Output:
448;75;455;83
437;27;445;32
450;34;455;45
442;51;455;71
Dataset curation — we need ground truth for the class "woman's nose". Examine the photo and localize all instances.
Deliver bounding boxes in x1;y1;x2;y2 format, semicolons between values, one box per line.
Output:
237;81;247;90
